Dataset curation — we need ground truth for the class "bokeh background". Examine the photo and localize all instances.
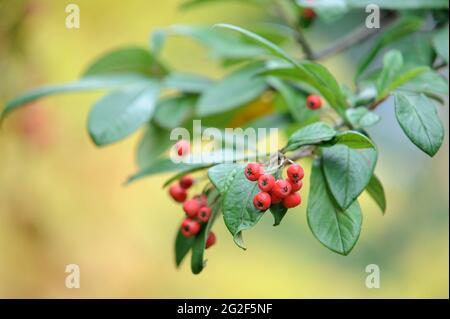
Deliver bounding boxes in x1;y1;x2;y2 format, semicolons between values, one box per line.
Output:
0;0;448;298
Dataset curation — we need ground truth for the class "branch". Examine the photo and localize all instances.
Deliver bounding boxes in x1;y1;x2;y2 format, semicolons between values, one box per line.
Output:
293;29;315;60
312;12;398;60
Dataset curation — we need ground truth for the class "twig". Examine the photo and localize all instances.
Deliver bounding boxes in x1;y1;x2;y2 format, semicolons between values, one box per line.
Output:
433;61;449;72
294;29;315;60
312;12;398;60
273;0;314;59
287;146;315;161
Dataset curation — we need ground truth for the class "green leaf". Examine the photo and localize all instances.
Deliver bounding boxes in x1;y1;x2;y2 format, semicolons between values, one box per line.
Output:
136;123;171;169
175;228;196;267
307;160;362;256
1;75;148;120
346;107;380;128
301;61;348;116
214;23;300;66
376;50;429;99
331;131;376;149
376;50;404;96
196;63;268;116
163;73;213;93
432;24;449;64
209;164;263;249
284;122;336;152
208;163;242;194
87;80;160;146
395;33;435;67
379;67;429;99
127;158;212;184
83;47;165;77
191;190;221;274
356;16;425;79
400;70;449;96
168;25;266;60
261;62;348;119
267;77;306;122
322;145;377;210
366;175;386;214
269;203;288;226
394;91;444;157
154;95;195;130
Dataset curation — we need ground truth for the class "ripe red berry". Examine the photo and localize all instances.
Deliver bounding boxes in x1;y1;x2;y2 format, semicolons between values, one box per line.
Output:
287;164;305;182
270;192;283;204
179;175;194;189
272;180;292;198
288;179;303;192
194;194;208;207
303;8;316;20
175;140;190;156
183;199;201;218
253;192;271;211
169;184;187;203
181;218;201;237
306;95;322;110
244;162;264;181
258;174;275;192
205;232;216;249
282;192;302;208
198;206;212;223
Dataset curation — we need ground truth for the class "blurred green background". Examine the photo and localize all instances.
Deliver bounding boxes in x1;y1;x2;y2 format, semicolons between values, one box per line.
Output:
0;0;448;298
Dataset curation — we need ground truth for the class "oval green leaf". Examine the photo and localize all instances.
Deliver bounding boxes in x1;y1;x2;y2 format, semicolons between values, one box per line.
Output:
88;81;161;146
394;91;444;157
322;144;377;210
307;160;363;256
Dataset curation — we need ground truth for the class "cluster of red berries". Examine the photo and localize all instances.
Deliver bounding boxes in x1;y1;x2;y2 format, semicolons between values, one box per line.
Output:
306;95;322;110
245;162;305;211
169;176;216;249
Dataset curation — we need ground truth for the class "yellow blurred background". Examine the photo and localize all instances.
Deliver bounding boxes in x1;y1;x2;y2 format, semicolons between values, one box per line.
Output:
0;0;448;298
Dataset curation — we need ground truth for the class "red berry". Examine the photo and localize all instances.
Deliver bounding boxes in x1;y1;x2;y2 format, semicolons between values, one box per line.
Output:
183;199;201;218
175;140;190;156
244;162;264;181
282;192;302;208
288;179;303;192
194;194;208;207
198;206;212;223
169;184;187;203
287;164;305;182
253;192;271;211
179;175;194;189
205;232;216;249
303;8;316;20
306;95;322;110
258;174;275;192
272;180;292;198
270;192;283;204
181;218;201;237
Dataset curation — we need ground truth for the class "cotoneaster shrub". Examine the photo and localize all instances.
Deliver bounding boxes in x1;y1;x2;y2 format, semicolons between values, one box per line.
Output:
2;0;449;274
